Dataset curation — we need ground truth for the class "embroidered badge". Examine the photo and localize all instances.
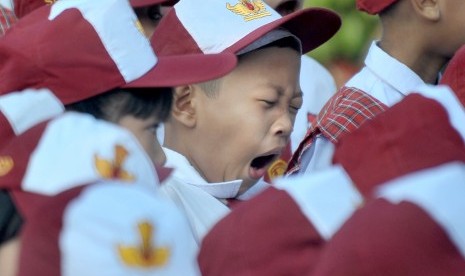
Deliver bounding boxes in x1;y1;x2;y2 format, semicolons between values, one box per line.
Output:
118;222;170;268
267;159;287;180
0;156;13;177
44;0;58;4
226;0;271;21
94;145;135;181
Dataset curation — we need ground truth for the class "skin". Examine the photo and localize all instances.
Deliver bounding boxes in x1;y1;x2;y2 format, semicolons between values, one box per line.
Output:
165;46;302;195
118;115;166;166
0;238;20;276
379;0;465;84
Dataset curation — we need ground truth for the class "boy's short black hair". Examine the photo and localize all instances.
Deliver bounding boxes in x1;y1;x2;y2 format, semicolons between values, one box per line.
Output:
65;87;173;123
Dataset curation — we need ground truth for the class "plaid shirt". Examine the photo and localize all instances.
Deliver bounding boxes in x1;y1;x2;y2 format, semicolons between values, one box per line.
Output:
286;86;388;175
0;5;16;36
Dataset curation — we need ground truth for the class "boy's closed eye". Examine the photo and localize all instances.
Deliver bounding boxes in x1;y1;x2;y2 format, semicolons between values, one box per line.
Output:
260;99;278;108
289;104;300;114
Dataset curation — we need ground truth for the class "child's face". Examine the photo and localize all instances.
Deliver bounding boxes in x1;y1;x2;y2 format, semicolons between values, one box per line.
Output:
192;46;302;192
118;114;165;166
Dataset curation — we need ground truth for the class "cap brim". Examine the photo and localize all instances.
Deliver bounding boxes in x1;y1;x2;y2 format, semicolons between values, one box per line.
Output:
125;52;237;88
227;8;341;55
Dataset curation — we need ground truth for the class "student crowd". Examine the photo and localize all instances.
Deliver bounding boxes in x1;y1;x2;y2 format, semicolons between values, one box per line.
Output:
1;0;465;275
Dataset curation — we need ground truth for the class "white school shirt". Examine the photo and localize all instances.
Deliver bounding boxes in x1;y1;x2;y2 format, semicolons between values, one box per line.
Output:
297;41;426;175
159;147;269;245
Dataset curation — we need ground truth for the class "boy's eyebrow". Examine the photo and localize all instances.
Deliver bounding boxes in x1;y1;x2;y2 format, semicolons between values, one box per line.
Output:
271;85;303;98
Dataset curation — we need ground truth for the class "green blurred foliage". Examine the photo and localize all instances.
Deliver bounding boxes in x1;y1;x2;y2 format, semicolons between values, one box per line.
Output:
304;0;380;65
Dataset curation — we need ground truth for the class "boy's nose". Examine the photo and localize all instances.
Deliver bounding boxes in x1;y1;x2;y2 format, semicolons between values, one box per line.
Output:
273;113;293;138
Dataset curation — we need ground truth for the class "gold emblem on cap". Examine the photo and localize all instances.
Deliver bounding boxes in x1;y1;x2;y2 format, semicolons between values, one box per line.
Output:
95;145;135;181
267;159;287;180
227;0;271;21
0;156;13;177
44;0;58;4
118;222;170;268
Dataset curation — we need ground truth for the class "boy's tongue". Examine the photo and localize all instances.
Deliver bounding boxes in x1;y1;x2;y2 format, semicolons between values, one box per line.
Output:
249;166;267;180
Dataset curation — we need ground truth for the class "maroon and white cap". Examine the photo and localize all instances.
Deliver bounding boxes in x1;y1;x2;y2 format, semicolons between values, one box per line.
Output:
334;85;465;196
152;0;341;55
198;166;356;276
14;0;171;18
198;186;326;276
0;112;169;218
313;162;465;275
19;182;199;276
356;0;399;15
0;0;236;149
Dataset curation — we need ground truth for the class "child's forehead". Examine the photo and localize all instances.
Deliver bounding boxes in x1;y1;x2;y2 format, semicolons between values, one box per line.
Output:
218;54;302;94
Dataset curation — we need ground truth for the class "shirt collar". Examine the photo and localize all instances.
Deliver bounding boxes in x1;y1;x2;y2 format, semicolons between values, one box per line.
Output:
365;41;425;96
163;147;270;199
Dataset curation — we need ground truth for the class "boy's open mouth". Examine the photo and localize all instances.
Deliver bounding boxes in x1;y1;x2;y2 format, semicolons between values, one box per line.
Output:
249;154;278;179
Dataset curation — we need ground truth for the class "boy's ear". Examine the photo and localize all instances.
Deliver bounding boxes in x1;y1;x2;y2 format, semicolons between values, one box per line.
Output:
171;85;197;128
411;0;440;21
